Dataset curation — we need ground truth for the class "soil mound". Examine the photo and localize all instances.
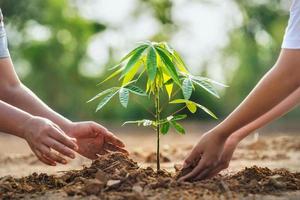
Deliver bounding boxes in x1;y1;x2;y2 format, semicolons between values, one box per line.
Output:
0;153;299;199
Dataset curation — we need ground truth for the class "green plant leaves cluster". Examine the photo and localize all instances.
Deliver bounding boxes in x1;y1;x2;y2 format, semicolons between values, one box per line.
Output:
89;41;227;136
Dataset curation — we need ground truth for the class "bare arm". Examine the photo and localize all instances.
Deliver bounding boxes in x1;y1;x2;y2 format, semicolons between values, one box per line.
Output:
0;57;126;161
0;58;72;131
233;86;300;142
0;99;32;138
212;49;300;139
180;49;300;181
202;87;300;179
0;99;78;165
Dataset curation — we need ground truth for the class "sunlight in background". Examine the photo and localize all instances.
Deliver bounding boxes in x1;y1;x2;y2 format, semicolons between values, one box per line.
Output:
76;0;242;82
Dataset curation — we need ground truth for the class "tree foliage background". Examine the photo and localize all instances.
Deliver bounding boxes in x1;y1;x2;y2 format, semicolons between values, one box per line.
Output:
0;0;298;123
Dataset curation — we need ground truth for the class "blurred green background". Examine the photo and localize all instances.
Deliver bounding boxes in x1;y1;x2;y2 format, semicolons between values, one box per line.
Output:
0;0;298;123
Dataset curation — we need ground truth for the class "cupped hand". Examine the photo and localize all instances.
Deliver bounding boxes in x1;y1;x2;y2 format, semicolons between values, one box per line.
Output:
65;121;128;159
179;131;226;181
22;116;78;166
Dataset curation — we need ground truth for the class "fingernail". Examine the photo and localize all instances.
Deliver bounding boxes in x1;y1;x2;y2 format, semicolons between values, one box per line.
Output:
70;154;75;159
182;162;188;169
62;160;67;164
73;145;79;151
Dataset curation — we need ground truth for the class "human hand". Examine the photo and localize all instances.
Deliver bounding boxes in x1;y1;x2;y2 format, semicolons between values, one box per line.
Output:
22;116;78;166
201;134;240;179
178;131;226;181
65;121;127;159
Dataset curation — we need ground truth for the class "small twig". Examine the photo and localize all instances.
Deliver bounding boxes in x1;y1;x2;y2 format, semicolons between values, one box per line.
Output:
171;88;181;99
132;98;155;117
220;180;233;199
103;161;120;171
169;106;187;117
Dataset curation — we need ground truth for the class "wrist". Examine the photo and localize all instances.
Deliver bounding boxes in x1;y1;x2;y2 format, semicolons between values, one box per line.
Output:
209;128;230;142
60;121;74;135
19;115;37;140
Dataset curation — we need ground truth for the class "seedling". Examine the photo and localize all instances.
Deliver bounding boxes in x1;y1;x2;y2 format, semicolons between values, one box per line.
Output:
89;41;227;170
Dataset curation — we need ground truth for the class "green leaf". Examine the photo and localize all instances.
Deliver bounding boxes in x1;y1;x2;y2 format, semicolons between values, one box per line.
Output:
96;90;118;112
172;114;187;121
192;79;220;98
169;99;187;104
155;47;181;86
173;50;189;73
119;88;129;108
196;104;218;119
164;78;173;85
182;78;193;99
122;45;148;77
169;99;217;118
122;119;154;126
190;75;228;88
158;114;187;125
125;85;147;96
87;87;119;103
122;60;142;86
186;102;197;113
160;122;170;135
146;46;157;81
109;44;147;69
163;73;173;99
170;121;185;135
201;77;228;87
97;68;123;85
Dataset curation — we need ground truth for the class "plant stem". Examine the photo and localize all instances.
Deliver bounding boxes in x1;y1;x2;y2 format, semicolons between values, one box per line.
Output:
169;105;187;117
154;88;160;171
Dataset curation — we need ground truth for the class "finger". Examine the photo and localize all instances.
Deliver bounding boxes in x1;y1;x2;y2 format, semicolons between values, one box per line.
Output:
104;143;129;155
103;131;125;148
43;138;76;159
90;122;124;147
39;145;68;165
193;168;213;181
97;149;109;156
182;147;201;169
179;156;212;182
204;161;229;179
204;165;224;179
48;127;78;150
35;149;56;166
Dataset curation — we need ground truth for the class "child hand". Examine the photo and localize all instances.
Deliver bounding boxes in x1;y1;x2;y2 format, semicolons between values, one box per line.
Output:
179;131;226;181
22;116;78;166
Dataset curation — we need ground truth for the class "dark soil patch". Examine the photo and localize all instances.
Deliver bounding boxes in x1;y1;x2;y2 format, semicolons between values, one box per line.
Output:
0;153;299;199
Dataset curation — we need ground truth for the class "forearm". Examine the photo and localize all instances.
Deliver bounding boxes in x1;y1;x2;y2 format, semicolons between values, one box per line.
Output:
232;87;300;141
0;100;33;138
0;58;72;131
0;83;72;131
213;49;300;138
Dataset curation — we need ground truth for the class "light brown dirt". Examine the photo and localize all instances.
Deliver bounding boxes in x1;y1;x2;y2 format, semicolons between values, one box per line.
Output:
0;125;299;199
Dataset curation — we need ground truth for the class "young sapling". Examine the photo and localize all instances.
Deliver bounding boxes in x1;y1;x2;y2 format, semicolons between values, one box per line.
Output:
88;41;227;170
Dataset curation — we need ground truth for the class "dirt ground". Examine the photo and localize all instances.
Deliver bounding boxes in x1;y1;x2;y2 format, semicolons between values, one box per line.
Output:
0;122;299;199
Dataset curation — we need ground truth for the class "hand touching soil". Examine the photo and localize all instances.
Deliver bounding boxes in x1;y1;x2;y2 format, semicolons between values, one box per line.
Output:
179;131;226;181
65;121;128;159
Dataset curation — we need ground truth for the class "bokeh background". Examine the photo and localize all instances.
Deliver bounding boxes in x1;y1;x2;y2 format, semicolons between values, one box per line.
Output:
0;0;298;125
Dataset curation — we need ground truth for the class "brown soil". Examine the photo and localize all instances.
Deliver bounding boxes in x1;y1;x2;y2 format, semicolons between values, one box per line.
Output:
1;152;299;200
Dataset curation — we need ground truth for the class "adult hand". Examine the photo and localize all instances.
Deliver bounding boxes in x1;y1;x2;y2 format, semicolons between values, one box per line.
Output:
179;131;226;181
22;116;78;166
201;134;240;179
65;121;127;159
